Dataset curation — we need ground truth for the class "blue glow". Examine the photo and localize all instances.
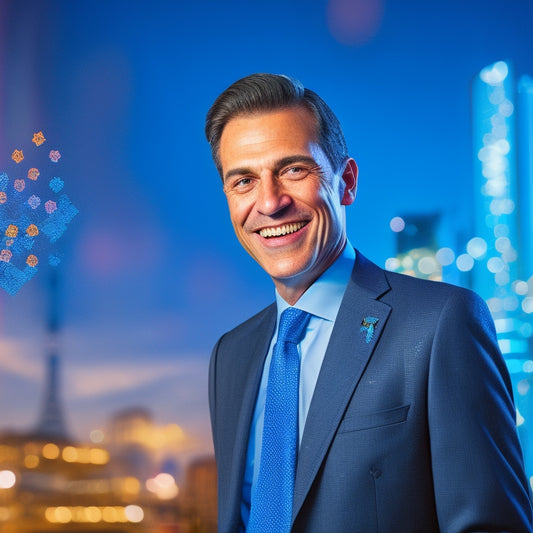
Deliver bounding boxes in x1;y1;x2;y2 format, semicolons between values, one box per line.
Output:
480;61;509;85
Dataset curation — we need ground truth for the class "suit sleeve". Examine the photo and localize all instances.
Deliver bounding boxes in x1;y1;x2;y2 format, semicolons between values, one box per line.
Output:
428;288;533;532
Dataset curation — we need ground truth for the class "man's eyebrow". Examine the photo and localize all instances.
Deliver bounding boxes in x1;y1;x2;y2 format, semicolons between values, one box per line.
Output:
223;167;253;183
223;155;319;183
274;155;318;172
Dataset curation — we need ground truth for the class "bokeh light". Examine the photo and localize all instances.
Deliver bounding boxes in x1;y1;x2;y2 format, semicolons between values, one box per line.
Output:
480;61;509;85
0;470;16;489
327;0;384;46
456;254;474;272
435;247;455;266
466;237;487;259
389;216;406;232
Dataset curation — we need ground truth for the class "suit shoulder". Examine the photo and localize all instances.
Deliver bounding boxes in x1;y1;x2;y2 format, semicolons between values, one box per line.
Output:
384;268;479;298
382;268;490;318
356;250;482;305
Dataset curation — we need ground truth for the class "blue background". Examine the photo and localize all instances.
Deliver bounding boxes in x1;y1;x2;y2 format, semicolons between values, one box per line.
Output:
1;0;532;460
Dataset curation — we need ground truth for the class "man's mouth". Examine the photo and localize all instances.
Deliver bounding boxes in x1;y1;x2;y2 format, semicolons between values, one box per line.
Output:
258;221;308;238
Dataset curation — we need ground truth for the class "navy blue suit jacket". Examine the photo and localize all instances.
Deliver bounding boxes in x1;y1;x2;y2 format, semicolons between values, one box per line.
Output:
209;251;533;532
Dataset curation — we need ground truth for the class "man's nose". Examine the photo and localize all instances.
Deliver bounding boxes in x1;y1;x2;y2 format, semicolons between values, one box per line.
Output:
255;175;291;216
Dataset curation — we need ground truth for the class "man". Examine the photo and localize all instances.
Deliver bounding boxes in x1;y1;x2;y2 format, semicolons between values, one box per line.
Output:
205;73;533;532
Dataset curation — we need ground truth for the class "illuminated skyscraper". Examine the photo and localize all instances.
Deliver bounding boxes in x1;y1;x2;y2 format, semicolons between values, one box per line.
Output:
471;60;533;478
517;75;533;282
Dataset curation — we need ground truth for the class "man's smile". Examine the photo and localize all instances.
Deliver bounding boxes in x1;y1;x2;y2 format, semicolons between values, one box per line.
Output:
258;221;309;239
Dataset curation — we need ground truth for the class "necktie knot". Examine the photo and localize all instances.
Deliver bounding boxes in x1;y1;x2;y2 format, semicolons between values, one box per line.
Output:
278;307;310;345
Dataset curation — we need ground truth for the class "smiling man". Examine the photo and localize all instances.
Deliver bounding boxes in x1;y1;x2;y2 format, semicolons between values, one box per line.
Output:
205;74;532;533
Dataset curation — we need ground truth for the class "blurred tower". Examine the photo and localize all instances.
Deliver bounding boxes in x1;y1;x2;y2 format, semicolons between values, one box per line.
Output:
184;456;217;533
106;407;156;482
33;269;70;441
471;61;521;305
471;60;533;479
517;75;533;282
471;61;533;358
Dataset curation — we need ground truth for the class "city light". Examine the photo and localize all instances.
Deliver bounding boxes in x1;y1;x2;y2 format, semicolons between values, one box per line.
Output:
0;470;16;489
466;237;487;259
146;472;179;499
45;505;144;524
42;443;60;459
456;254;474;272
435;247;455;266
89;429;105;443
480;61;509;85
390;216;406;232
125;505;144;523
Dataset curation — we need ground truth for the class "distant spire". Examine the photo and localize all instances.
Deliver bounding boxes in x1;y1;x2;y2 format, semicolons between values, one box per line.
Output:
33;268;70;441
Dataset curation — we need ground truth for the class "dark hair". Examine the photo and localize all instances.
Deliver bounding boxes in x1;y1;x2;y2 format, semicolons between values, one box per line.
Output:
205;73;349;177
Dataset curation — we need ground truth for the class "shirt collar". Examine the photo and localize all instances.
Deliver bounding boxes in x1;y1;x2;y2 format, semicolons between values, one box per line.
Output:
275;241;356;323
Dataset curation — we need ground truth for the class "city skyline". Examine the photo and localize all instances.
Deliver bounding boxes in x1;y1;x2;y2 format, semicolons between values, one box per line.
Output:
2;0;533;478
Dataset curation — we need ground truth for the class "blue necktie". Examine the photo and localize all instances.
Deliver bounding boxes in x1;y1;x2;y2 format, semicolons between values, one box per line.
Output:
247;307;311;533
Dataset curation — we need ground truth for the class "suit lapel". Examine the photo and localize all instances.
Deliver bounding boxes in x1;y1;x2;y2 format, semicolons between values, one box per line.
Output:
224;305;276;531
292;253;392;520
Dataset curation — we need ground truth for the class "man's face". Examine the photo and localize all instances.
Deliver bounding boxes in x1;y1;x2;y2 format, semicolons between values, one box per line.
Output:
219;106;357;301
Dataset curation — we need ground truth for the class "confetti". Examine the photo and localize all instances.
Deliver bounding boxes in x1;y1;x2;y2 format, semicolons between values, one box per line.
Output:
26;254;38;267
0;263;38;295
26;224;39;237
0;132;78;295
41;195;78;242
28;195;41;209
32;131;46;146
11;149;24;163
5;225;18;238
45;200;57;214
0;249;12;262
49;150;61;163
49;177;64;193
27;168;40;181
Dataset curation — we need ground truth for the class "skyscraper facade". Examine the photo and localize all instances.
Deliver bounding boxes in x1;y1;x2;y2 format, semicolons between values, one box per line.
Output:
471;60;533;478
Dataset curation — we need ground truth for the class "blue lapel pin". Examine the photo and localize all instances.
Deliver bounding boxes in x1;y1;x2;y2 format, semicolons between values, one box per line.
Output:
361;317;379;344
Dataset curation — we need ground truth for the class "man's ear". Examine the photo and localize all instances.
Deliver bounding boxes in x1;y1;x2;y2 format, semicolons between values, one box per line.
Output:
340;158;358;206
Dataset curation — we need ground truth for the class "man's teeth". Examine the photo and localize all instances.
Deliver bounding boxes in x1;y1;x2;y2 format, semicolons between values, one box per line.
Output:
259;222;306;238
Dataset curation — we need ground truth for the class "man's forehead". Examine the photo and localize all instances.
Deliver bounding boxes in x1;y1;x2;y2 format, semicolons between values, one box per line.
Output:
219;113;324;175
221;106;319;143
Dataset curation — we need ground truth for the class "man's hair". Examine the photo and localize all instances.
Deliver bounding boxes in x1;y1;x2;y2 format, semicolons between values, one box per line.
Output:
205;73;349;177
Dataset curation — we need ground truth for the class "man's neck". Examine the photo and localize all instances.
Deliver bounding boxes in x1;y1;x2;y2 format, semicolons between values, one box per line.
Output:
273;245;348;306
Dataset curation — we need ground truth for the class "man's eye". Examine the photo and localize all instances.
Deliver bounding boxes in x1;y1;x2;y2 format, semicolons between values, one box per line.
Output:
227;177;254;192
281;166;309;179
237;177;253;187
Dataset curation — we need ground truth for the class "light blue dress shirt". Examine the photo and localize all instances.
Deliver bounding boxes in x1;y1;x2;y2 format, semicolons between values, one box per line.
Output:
240;243;356;530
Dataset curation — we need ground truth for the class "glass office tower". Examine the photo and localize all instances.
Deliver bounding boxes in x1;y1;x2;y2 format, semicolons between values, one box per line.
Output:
472;61;533;480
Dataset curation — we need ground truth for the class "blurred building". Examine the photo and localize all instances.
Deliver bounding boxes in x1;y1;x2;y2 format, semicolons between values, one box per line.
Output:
387;213;442;281
471;60;533;478
183;457;217;533
0;272;216;532
0;271;147;532
385;213;466;285
385;60;533;484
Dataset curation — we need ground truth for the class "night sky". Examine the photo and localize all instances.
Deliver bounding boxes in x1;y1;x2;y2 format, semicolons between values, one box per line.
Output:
1;0;533;459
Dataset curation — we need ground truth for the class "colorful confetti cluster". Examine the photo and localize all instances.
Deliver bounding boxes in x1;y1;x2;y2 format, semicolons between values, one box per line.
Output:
0;132;78;295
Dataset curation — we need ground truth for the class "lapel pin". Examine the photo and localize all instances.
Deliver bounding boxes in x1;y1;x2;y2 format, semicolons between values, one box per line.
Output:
361;316;379;344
